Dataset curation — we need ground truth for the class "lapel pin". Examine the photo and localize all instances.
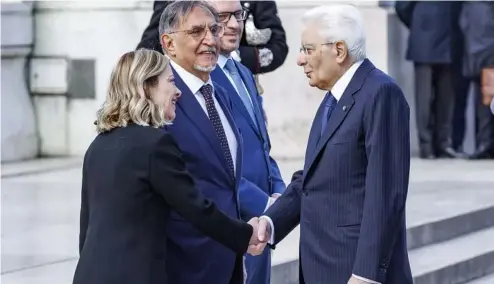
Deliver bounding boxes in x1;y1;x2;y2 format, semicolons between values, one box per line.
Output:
343;106;347;111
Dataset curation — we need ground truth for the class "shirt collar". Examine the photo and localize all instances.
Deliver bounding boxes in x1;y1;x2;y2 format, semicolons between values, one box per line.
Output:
217;54;230;70
169;59;213;95
331;60;364;101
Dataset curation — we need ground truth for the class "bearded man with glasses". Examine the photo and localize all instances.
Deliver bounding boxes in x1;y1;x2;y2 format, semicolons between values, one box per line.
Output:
207;1;287;284
158;2;264;284
137;1;288;89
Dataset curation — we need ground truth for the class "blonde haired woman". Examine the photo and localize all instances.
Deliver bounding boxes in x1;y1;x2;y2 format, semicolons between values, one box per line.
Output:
73;49;261;284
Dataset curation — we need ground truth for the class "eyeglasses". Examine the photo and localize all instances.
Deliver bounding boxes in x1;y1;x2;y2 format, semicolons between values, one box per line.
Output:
168;23;224;40
299;42;336;55
218;9;249;23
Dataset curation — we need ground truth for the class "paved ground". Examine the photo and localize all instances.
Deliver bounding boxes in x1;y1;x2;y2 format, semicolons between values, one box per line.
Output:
1;157;494;283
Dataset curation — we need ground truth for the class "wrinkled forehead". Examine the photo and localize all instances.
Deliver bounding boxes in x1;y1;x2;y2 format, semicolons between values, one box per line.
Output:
301;22;324;46
179;6;217;29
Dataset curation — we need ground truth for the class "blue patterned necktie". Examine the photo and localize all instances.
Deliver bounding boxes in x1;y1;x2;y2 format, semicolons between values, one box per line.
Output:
200;84;235;176
225;58;258;125
320;92;337;136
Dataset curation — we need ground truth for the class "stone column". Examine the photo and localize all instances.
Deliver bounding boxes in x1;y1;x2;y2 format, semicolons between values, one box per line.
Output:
32;1;153;156
1;2;39;162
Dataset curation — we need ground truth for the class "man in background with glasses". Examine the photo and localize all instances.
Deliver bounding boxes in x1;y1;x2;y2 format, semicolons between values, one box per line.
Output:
137;1;288;90
208;1;286;284
158;2;258;284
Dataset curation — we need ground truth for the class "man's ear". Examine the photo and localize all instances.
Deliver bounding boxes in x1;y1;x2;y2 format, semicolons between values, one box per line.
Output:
334;41;348;64
161;34;176;57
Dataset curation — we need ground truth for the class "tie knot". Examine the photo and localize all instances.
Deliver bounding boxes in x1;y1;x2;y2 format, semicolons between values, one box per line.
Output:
201;84;213;98
325;92;337;107
225;58;237;74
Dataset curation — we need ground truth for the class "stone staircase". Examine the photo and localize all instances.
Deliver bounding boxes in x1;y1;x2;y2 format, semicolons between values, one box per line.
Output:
409;204;494;284
270;159;494;284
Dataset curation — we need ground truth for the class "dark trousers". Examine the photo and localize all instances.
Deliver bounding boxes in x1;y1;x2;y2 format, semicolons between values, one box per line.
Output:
452;73;470;150
245;248;270;284
229;255;246;284
414;64;455;156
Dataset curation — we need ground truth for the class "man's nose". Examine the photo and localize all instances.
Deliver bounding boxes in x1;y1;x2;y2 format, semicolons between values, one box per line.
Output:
202;28;216;45
226;15;240;29
296;53;306;66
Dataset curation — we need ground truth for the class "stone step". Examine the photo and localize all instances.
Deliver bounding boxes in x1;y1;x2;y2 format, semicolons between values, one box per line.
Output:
270;193;494;268
271;210;494;284
466;273;494;284
407;204;494;250
271;160;494;284
411;227;494;284
271;226;494;284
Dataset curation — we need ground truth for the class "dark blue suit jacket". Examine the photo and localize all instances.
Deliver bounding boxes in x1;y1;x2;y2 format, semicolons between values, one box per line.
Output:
396;1;463;64
265;59;413;284
211;61;285;220
164;66;244;284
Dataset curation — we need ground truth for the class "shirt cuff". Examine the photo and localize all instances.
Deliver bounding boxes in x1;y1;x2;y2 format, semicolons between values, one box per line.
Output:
259;215;275;244
353;274;380;284
263;197;275;213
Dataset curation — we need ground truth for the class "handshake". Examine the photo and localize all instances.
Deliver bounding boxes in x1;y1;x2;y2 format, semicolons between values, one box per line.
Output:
246;217;272;256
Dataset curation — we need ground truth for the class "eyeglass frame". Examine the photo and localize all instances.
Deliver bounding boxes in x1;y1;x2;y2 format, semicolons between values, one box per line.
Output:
217;8;249;23
167;22;225;40
299;41;337;55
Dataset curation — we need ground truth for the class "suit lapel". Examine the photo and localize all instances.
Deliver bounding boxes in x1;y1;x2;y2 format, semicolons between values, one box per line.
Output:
235;61;268;141
304;59;375;174
212;66;261;138
214;83;243;185
303;100;326;174
172;68;228;171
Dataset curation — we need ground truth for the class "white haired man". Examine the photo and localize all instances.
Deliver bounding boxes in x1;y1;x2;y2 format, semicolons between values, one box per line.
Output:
255;4;413;284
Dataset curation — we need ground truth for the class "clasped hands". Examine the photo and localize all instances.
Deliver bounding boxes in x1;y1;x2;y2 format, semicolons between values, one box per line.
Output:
246;217;271;256
245;193;279;256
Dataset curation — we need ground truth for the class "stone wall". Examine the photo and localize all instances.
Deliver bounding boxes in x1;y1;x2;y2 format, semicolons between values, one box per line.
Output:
1;2;39;162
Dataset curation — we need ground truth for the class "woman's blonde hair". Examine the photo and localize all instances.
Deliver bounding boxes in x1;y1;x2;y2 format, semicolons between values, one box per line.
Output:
95;48;171;133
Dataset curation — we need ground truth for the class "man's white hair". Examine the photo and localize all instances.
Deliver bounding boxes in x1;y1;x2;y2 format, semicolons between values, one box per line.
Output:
302;4;366;62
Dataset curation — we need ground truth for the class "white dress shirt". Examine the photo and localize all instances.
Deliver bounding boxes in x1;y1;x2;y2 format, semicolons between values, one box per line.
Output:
261;60;379;284
170;60;238;175
217;54;274;212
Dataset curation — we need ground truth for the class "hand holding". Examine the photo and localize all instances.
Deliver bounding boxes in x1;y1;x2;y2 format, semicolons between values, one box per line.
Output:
246;217;267;256
247;243;266;256
247;217;261;245
257;217;272;243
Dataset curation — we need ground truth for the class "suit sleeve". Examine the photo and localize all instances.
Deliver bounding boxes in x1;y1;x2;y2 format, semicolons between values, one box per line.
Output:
79;163;88;254
268;157;286;194
352;83;411;282
395;1;416;28
238;178;270;219
149;133;253;254
264;170;303;244
136;1;170;52
238;1;288;74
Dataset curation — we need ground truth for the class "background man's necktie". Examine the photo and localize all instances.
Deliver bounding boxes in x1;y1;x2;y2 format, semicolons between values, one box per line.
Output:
225;59;258;125
200;84;235;176
320;91;338;136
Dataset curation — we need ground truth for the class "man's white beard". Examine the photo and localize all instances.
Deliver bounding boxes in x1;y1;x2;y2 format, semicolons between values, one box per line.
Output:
194;64;216;72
